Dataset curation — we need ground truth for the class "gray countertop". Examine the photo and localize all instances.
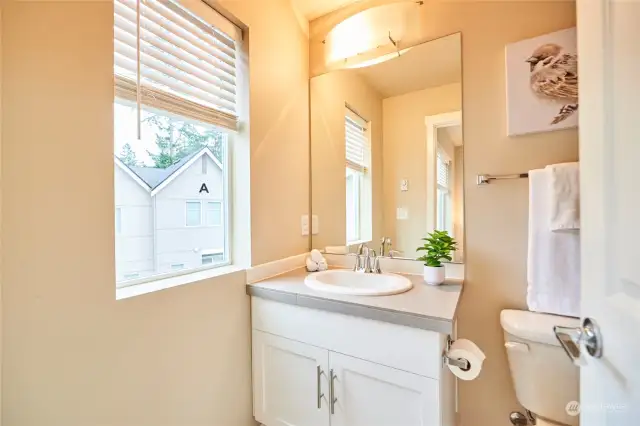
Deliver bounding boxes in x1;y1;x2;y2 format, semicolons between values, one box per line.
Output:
246;268;463;334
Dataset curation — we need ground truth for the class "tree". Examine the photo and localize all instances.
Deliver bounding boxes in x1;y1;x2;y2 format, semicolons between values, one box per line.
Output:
145;114;225;169
118;143;140;167
145;115;182;169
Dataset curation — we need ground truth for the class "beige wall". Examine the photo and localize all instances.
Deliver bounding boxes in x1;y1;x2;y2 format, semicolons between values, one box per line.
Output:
310;70;383;250
221;0;310;265
0;10;3;424
382;83;462;258
311;1;578;424
1;0;308;424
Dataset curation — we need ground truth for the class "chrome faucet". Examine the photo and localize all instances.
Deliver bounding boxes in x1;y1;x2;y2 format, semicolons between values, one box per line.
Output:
380;237;393;257
352;244;382;274
352;244;366;272
369;249;382;274
363;248;374;273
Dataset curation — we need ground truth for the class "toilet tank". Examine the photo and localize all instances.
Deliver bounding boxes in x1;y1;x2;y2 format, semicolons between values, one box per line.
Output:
500;310;580;426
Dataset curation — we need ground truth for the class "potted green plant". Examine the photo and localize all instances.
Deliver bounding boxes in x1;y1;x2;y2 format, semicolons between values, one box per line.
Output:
417;230;458;285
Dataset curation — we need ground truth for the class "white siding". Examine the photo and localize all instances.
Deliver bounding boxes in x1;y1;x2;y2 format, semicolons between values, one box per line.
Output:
114;165;154;280
155;155;225;273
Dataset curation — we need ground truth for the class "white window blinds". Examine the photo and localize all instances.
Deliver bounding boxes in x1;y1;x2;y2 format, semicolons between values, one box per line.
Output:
114;0;241;130
437;151;450;190
345;107;370;172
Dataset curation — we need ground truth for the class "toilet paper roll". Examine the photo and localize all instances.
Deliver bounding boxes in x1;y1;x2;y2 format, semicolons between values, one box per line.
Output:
447;339;486;381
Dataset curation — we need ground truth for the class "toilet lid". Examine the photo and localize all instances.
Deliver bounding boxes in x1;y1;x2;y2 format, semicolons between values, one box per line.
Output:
500;310;580;346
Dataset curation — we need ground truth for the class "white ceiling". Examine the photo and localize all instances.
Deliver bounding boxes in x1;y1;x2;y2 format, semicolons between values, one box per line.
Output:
291;0;361;20
355;34;462;99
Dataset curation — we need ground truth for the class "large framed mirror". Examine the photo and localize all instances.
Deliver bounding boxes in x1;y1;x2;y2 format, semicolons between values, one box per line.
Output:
310;33;464;263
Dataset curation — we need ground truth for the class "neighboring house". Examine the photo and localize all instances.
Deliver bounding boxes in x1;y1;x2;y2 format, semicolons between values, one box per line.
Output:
114;147;225;282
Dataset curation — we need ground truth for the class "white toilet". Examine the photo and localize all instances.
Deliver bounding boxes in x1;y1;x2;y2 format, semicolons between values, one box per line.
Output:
500;309;581;426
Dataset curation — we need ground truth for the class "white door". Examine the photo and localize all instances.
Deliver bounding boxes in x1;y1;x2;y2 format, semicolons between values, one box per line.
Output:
577;0;640;423
328;352;439;426
252;331;330;426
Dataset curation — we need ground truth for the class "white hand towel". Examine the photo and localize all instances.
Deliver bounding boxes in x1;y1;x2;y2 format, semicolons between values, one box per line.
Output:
527;169;581;317
306;257;319;272
546;162;580;231
317;259;328;271
310;249;325;263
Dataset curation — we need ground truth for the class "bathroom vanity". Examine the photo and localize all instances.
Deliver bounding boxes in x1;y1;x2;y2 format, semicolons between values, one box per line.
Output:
258;24;467;426
247;269;463;426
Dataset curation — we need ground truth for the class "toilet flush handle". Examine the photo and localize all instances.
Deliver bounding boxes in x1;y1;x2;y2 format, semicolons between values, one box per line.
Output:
553;325;583;366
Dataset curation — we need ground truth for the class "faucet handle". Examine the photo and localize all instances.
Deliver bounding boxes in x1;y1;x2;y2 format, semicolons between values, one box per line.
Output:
347;252;361;271
363;249;374;273
372;255;383;274
388;250;403;258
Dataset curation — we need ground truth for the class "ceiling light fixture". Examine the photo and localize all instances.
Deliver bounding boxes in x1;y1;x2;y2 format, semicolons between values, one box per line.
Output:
323;1;423;70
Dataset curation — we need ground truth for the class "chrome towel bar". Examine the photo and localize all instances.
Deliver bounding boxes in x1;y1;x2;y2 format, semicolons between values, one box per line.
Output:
477;173;529;185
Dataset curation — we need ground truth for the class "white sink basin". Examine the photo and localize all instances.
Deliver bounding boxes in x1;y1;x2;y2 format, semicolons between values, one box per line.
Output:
304;269;413;296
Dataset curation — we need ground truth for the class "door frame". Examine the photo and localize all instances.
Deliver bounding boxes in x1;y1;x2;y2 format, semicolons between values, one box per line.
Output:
425;111;462;234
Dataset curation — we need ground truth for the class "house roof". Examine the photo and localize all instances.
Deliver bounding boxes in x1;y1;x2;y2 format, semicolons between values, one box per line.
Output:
115;147;222;193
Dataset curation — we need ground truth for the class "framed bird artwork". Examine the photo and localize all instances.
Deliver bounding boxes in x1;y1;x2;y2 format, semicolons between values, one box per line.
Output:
505;27;578;136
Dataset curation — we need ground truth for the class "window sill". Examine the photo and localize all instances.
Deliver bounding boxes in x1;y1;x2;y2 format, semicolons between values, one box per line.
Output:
116;264;245;300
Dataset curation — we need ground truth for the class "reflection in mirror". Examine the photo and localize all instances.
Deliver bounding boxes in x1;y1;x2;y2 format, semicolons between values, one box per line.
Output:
311;33;464;263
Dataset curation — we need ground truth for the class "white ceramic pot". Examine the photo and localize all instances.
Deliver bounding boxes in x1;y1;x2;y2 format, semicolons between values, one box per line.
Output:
423;265;445;285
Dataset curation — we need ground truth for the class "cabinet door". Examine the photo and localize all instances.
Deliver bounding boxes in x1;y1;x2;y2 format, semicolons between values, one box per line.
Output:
329;352;440;426
253;331;330;426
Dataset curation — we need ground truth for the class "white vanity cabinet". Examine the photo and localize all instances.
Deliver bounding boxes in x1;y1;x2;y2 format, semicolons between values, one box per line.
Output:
253;332;329;426
251;298;456;426
329;352;440;426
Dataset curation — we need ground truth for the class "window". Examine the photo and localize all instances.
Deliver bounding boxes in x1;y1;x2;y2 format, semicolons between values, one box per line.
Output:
345;168;361;242
186;201;202;226
345;106;372;244
206;201;222;226
115;207;122;234
202;156;208;174
202;252;224;265
113;0;240;286
123;272;140;280
436;150;452;233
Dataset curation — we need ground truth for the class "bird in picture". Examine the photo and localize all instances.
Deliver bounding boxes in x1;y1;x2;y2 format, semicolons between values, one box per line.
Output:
526;43;578;125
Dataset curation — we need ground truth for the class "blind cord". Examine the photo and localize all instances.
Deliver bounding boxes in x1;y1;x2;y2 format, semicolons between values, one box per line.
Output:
136;0;142;140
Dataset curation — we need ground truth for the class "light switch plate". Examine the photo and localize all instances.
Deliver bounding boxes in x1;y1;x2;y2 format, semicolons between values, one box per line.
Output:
311;215;319;235
397;207;408;220
301;215;310;236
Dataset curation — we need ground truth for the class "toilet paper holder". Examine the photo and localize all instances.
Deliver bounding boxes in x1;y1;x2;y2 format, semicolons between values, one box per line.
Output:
443;336;471;371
